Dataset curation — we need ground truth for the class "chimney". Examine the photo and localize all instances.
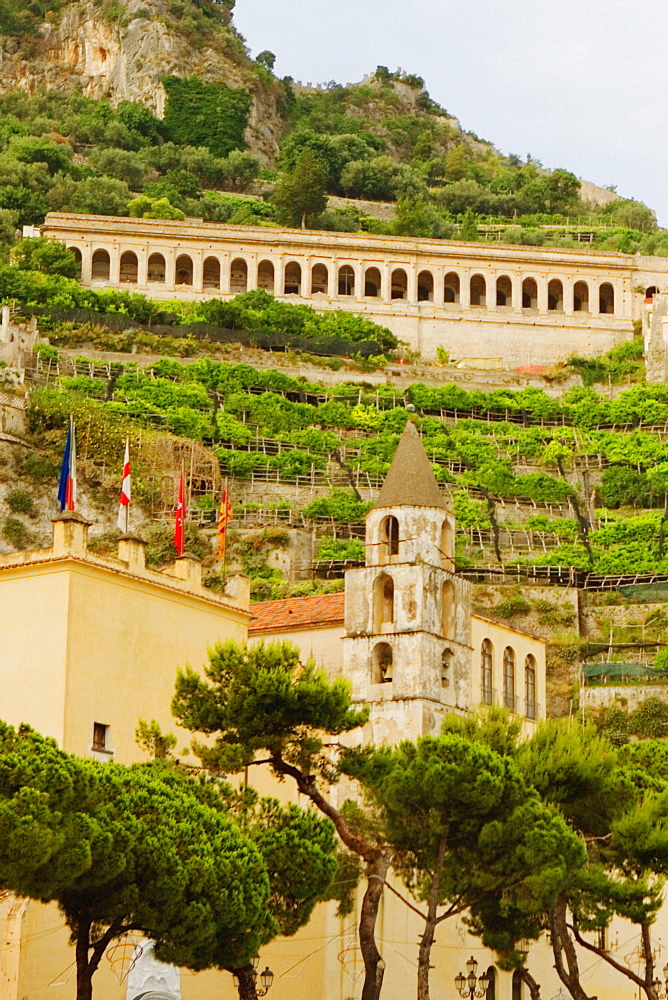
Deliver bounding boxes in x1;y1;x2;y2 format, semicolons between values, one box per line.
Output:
118;534;148;572
52;511;91;556
172;553;202;589
224;573;251;610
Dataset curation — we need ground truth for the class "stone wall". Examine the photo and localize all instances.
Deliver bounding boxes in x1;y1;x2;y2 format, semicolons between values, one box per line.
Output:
581;683;668;711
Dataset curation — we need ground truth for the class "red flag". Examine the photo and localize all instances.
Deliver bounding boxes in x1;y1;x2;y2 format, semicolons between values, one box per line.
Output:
174;468;185;556
217;485;233;562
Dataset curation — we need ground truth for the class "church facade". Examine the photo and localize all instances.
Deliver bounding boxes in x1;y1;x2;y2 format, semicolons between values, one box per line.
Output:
40;212;668;365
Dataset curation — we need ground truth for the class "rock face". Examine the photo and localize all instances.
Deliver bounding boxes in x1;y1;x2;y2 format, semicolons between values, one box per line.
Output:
0;0;284;163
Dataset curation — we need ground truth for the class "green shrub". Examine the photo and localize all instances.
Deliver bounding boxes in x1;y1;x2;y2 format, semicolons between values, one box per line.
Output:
2;516;30;549
5;488;34;515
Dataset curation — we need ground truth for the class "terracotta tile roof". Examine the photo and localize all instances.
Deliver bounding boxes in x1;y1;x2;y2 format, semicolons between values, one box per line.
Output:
249;592;345;632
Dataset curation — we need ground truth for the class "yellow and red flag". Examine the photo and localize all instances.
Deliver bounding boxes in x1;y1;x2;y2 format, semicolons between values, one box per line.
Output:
218;485;233;562
174;468;185;556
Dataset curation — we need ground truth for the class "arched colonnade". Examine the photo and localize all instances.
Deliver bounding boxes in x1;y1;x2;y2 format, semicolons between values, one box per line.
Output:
76;245;619;316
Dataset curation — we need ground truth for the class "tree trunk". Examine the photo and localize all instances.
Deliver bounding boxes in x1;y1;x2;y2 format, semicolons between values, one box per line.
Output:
75;924;94;1000
549;898;595;1000
359;852;389;1000
416;837;447;1000
231;964;258;1000
519;967;542;1000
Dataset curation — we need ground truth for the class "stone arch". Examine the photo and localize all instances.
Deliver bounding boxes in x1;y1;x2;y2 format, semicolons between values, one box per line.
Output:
444;271;460;303
417;270;434;302
365;267;381;297
311;263;328;295
646;285;659;301
68;246;82;279
91;248;110;281
442;580;454;637
258;260;275;292
284;261;302;295
574;280;589;312
503;646;516;710
230;258;248;294
380;515;400;560
147;253;165;283
203;256;220;290
470;274;486;306
371;642;393;684
548;278;564;311
599;282;615;314
525;654;537;719
373;573;395;631
522;277;538;309
481;639;493;705
119;251;138;284
496;275;512;307
175;254;193;286
338;265;355;296
391;268;407;300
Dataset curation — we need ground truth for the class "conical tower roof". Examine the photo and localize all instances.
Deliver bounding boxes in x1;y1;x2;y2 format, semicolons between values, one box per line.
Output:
373;421;447;510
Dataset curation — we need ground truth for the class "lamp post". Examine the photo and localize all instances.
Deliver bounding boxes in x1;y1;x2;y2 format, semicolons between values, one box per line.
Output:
232;957;275;997
653;964;668;999
454;956;490;999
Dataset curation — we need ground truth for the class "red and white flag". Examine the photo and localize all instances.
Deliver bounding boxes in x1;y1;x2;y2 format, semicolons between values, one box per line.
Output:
117;438;131;533
174;467;185;556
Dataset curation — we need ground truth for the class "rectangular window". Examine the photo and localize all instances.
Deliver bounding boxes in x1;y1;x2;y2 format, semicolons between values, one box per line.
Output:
92;722;109;752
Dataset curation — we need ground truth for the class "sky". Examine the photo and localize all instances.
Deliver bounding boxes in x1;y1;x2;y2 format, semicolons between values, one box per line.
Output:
234;0;668;226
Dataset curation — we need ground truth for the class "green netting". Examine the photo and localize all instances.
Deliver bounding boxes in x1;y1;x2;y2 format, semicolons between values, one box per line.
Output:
617;582;668;603
584;661;668;679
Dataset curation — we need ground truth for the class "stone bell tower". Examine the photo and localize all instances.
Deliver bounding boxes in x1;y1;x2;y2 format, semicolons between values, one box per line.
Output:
342;421;472;743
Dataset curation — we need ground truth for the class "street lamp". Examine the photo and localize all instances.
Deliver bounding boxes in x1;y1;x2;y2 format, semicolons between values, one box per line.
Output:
232;957;274;996
454;956;490;999
653;963;668;999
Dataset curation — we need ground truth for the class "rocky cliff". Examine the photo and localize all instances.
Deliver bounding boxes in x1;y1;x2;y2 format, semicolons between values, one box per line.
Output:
0;0;284;163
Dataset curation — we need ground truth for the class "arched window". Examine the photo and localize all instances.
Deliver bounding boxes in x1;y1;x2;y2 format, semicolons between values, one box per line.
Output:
311;263;328;295
440;518;453;567
417;270;434;302
548;279;564;311
91;249;110;281
485;967;497;1000
441;648;452;688
470;274;486;306
522;278;537;309
284;261;301;295
481;639;493;705
68;247;82;279
442;581;454;638
646;285;659;302
372;642;393;684
496;275;512;307
599;282;615;314
574;280;589;312
203;256;220;290
373;573;395;631
380;515;399;559
503;647;516;710
230;258;248;294
147;252;165;283
511;969;524;1000
258;260;275;292
119;251;138;284
525;654;537;720
391;268;407;300
175;254;193;286
338;265;355;296
444;272;460;304
365;267;381;297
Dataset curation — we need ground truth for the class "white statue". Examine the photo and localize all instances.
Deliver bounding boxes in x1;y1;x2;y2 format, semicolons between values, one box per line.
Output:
126;939;181;1000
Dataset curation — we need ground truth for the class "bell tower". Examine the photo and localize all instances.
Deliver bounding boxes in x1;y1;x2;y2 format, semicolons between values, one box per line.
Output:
342;421;472;742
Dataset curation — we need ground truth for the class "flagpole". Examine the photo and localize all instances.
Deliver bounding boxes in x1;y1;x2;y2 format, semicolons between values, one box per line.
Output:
222;477;229;575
